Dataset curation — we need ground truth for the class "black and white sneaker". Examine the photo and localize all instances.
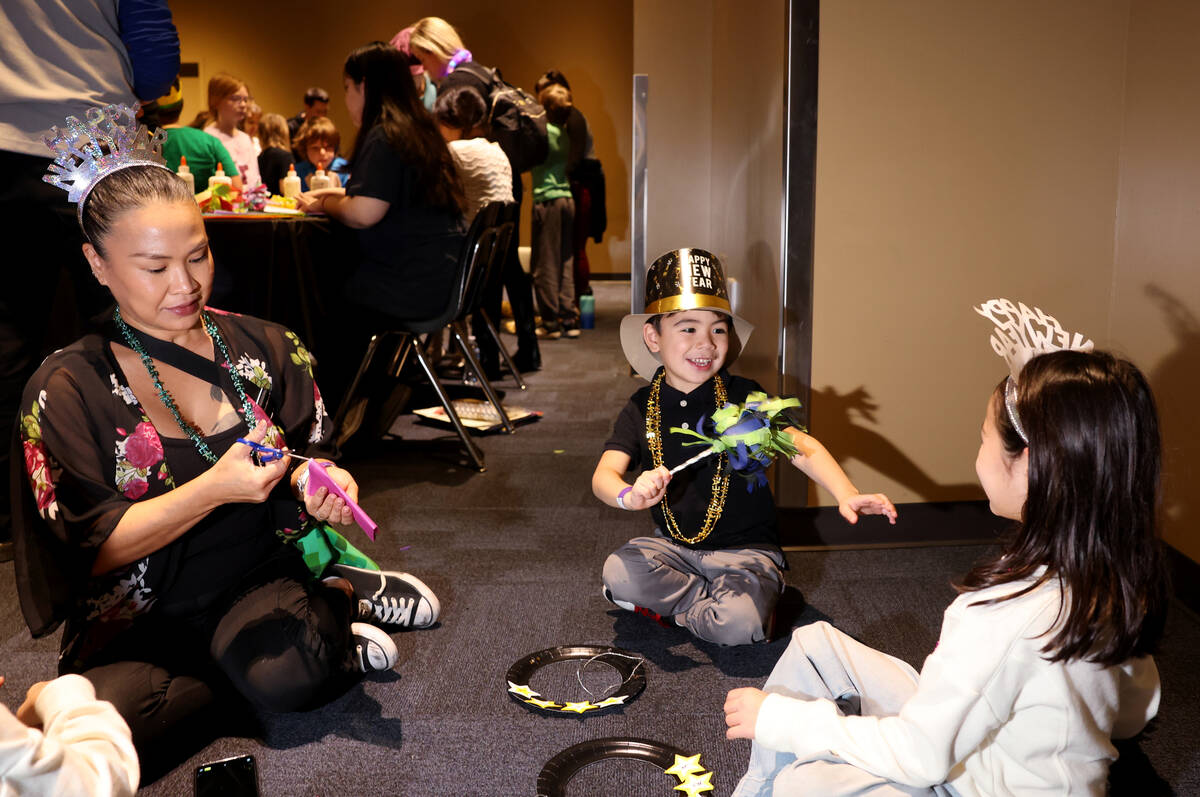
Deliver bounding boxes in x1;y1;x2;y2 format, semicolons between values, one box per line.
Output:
331;564;441;629
350;622;399;673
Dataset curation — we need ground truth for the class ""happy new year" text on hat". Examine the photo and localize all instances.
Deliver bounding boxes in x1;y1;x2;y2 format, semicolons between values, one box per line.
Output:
619;248;754;380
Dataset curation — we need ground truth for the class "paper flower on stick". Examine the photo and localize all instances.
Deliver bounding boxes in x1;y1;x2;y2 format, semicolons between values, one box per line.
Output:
670;392;802;490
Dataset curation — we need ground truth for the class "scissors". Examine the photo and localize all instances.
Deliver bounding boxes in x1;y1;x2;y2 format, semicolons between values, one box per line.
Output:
235;438;377;540
236;438;312;465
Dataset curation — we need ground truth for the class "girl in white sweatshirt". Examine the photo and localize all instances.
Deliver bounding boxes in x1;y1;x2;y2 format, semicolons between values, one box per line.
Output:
725;310;1169;797
0;674;138;796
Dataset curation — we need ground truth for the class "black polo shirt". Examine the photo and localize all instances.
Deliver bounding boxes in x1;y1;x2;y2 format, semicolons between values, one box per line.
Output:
604;369;781;551
343;126;466;319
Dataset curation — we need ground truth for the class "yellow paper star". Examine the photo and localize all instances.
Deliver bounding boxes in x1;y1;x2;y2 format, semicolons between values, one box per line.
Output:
524;697;560;709
664;754;705;781
507;682;539;699
673;771;714;796
560;701;597;713
593;695;628;708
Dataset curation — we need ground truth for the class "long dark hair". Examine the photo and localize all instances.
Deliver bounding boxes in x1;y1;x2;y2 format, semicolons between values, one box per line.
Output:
343;41;464;213
958;350;1169;666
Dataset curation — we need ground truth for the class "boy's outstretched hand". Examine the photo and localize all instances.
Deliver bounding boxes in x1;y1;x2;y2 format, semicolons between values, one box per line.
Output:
627;465;671;510
724;687;768;739
838;493;898;525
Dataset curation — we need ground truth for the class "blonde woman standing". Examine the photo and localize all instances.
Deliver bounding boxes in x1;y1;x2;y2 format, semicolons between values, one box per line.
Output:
405;15;542;373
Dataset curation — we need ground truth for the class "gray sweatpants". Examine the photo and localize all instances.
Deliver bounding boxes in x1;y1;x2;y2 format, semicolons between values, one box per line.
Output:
531;196;575;330
602;534;784;646
732;621;959;797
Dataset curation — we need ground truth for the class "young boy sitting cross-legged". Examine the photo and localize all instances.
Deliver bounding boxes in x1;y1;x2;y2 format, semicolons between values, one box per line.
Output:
593;247;897;646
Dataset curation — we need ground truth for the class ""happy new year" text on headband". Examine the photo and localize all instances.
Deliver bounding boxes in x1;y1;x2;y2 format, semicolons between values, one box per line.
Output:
975;298;1094;444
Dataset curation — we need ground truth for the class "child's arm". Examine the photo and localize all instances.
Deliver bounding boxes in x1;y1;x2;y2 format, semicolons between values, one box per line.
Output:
786;428;897;524
296;188;388;228
592;450;670;511
724;687;768;739
2;675;139;796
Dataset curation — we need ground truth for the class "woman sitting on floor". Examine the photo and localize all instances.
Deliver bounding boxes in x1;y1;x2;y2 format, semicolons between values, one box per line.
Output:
13;105;439;777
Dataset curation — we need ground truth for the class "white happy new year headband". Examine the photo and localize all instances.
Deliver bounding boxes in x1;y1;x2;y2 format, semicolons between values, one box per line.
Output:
41;103;171;229
975;299;1094;444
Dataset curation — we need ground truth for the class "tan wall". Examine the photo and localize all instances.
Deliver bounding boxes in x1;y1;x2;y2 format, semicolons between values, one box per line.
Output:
633;0;785;384
709;3;786;383
635;0;1200;562
800;1;1131;509
1111;0;1200;562
171;1;1200;560
633;1;714;268
170;0;632;273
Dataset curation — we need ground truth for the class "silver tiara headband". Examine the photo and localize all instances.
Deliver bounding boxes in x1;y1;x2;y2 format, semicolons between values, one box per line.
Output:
42;104;170;227
974;299;1094;444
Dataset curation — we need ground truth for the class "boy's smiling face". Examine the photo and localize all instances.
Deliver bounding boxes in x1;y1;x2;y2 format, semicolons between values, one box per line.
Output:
643;309;731;393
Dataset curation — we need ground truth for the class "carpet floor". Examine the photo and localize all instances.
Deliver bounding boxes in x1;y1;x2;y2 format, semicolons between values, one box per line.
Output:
1;282;1196;795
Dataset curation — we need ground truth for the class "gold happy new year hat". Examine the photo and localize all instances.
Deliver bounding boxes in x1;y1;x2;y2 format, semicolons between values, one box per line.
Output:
620;247;754;380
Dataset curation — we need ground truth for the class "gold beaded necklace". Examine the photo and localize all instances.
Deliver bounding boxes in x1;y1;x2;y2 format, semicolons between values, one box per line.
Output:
646;370;730;544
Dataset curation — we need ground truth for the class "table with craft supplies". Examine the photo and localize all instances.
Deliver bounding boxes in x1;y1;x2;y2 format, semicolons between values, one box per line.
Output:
202;212;351;349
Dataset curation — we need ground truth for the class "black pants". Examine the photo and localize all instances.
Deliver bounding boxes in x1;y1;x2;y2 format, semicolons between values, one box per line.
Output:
472;183;539;370
68;550;356;778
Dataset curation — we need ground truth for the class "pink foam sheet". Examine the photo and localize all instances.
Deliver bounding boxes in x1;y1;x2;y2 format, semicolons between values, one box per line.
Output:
304;460;378;540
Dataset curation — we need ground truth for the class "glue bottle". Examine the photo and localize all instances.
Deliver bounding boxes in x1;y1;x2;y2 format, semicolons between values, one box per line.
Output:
208;162;232;190
281;165;301;198
308;169;332;191
177;156;195;194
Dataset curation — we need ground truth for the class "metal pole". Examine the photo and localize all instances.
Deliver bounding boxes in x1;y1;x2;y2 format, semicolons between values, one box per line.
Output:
631;74;649;312
776;0;820;502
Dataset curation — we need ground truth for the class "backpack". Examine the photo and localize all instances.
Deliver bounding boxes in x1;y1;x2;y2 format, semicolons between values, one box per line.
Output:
453;62;549;174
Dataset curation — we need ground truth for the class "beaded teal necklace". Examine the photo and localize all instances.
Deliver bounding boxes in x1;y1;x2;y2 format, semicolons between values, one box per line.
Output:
113;307;257;464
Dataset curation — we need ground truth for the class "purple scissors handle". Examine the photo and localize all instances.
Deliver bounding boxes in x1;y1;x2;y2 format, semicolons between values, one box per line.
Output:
234;440;376;540
236;437;288;463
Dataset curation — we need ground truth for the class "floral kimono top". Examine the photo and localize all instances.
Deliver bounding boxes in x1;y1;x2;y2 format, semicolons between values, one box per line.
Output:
13;311;334;669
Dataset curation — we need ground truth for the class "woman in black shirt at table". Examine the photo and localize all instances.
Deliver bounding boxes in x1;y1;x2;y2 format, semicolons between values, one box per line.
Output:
298;41;465;414
256;112;295;195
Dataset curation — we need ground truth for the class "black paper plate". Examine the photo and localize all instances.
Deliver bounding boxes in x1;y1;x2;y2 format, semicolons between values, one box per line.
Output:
505;644;646;715
537;738;712;797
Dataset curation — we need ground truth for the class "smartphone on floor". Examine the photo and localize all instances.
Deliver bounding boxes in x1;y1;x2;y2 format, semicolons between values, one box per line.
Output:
195;753;259;797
